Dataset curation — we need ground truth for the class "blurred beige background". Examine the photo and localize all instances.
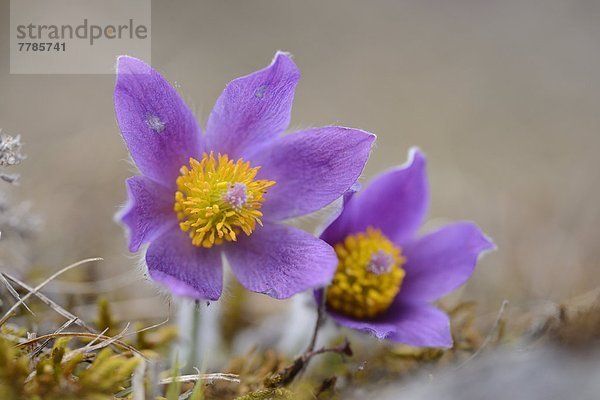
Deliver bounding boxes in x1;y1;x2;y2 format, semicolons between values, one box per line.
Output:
1;0;599;321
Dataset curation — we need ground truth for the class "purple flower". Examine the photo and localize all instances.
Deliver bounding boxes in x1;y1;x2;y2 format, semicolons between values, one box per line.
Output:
114;52;375;301
319;149;494;348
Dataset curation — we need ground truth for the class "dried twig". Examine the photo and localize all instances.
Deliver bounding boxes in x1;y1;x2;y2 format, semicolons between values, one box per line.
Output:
265;338;353;388
82;323;131;354
2;272;97;332
0;257;102;326
29;317;78;359
13;331;146;359
295;293;329;381
81;327;110;352
0;272;35;316
23;324;140;385
307;292;326;353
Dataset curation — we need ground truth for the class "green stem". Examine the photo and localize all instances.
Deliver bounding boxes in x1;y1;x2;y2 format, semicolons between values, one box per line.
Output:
187;300;201;373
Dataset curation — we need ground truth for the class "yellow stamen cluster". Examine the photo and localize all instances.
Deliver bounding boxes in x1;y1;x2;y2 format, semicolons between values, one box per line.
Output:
326;227;406;320
174;152;275;248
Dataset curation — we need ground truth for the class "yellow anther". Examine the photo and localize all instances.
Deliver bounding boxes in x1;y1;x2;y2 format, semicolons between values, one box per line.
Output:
174;152;275;248
326;227;406;319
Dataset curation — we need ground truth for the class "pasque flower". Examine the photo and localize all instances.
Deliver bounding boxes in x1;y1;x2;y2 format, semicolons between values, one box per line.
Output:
115;52;375;300
319;149;494;347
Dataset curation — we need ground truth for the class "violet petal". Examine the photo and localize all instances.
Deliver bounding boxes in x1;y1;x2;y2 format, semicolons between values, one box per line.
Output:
205;52;300;159
118;176;176;252
115;56;203;188
248;126;375;221
225;222;337;299
398;221;495;302
330;300;452;348
146;228;223;300
321;148;428;246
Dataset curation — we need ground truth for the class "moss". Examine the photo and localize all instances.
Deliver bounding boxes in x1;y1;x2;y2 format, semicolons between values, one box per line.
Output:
0;336;140;400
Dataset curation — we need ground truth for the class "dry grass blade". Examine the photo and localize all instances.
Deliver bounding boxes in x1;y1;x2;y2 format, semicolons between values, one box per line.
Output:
2;272;97;333
0;272;35;316
457;299;509;369
29;317;78;359
159;373;241;385
125;301;171;337
57;325;132;367
82;327;110;351
0;257;102;327
13;330;147;359
82;323;130;354
22;325;145;387
0;258;102;325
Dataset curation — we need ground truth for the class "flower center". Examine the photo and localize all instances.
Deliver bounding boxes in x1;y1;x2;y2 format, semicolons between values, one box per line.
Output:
174;152;275;248
326;227;406;320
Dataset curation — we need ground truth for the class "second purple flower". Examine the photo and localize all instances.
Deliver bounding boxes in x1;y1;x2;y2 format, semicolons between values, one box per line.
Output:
319;149;494;347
